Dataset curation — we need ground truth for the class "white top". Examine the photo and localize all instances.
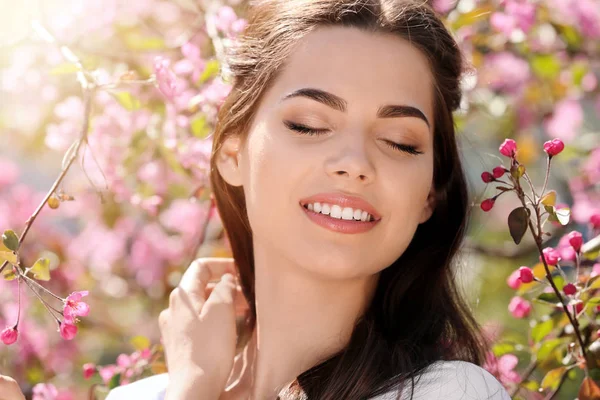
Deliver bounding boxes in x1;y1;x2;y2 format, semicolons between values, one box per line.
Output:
105;360;510;400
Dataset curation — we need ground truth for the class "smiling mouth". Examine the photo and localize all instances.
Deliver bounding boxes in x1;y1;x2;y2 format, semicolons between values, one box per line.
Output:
300;202;376;222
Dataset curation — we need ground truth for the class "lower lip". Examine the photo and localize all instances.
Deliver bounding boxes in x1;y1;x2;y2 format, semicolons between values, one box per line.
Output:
300;204;380;234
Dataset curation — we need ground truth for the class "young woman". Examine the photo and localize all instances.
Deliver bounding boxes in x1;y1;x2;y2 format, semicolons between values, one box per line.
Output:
0;0;512;399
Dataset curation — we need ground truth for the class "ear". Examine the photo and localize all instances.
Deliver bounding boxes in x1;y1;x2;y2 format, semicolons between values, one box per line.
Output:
215;134;243;187
418;185;436;224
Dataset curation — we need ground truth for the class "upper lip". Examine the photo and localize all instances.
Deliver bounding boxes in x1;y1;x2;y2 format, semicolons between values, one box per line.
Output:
299;192;382;220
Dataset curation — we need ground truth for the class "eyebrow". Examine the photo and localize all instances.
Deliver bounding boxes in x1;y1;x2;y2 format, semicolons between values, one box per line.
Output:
281;87;430;128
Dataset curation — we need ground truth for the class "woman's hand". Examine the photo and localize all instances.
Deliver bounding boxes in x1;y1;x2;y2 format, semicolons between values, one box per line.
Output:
159;257;249;400
0;375;26;400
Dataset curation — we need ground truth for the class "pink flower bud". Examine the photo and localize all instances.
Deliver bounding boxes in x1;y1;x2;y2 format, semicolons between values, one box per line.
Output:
60;323;78;340
507;269;522;289
492;166;505;178
518;266;534;283
567;231;583;252
480;198;495;212
153;56;179;100
481;171;494;183
540;247;561;265
83;363;96;379
508;296;531;318
591;213;600;229
563;283;577;296
1;326;18;345
499;139;517;158
543;138;565;157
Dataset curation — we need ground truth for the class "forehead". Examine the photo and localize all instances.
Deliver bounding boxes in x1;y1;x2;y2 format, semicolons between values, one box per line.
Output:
265;26;435;123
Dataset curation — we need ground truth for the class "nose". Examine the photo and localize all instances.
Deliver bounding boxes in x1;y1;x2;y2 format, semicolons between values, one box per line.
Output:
324;132;375;184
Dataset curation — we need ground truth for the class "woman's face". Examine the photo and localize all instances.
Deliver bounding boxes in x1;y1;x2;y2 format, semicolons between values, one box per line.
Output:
219;26;436;279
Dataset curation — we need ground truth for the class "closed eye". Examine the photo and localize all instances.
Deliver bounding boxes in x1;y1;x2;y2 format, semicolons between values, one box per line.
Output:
284;120;423;156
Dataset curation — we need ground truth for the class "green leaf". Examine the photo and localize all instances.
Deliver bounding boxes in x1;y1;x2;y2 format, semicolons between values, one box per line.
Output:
49;63;81;75
531;55;562;79
532;318;554;343
2;266;16;281
492;342;515;357
537;338;566;362
508;207;530;245
510;164;526;179
2;230;19;251
552;275;566;291
130;335;151;351
108;372;122;389
29;258;50;281
536;292;560;304
123;34;166;51
579;376;600;400
111;92;142;111
190;115;211;138
521;380;540;391
589;297;600;305
555;208;570;226
198;59;220;85
541;366;566;391
582;235;600;255
0;251;17;264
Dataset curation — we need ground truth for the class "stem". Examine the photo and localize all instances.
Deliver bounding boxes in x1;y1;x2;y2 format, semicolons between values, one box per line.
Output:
516;180;589;363
20;273;63;323
15;270;21;327
509;360;538;397
538;156;552;205
21;273;65;302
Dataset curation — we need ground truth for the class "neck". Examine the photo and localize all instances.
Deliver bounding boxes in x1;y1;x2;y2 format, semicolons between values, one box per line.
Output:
235;238;379;400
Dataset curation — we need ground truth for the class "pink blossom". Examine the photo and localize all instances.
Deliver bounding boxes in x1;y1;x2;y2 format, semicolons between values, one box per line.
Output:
431;0;456;14
32;383;58;400
63;291;90;324
1;326;18;345
563;283;577;296
481;171;494;183
518;266;534;283
482;53;530;94
0;158;20;189
483;352;521;387
540;247;561;265
507;269;522;290
508;296;532;318
99;365;117;384
543;138;565;157
492;166;506;178
83;363;96;379
499;139;517;158
567;231;583;252
592;213;600;229
543;98;583;142
153;57;179;100
480;198;495;212
591;263;600;278
59;323;78;340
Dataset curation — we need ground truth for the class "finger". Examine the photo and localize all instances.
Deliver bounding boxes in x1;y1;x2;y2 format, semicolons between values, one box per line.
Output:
200;273;237;320
0;375;26;400
178;258;236;302
206;283;249;316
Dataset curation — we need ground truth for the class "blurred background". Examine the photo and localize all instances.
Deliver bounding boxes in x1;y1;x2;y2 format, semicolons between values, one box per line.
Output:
0;0;598;398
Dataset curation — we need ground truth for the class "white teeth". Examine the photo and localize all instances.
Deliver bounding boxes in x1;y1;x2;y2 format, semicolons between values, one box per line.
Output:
330;205;342;219
342;207;354;220
303;202;374;222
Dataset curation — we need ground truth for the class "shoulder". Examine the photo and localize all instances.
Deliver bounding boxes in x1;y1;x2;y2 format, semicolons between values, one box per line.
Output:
369;360;511;400
105;373;169;400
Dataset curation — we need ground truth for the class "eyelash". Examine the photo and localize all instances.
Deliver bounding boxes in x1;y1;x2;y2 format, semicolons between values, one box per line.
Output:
283;121;423;156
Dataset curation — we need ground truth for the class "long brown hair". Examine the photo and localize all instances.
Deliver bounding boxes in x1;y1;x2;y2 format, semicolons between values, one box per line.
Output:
209;1;488;398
